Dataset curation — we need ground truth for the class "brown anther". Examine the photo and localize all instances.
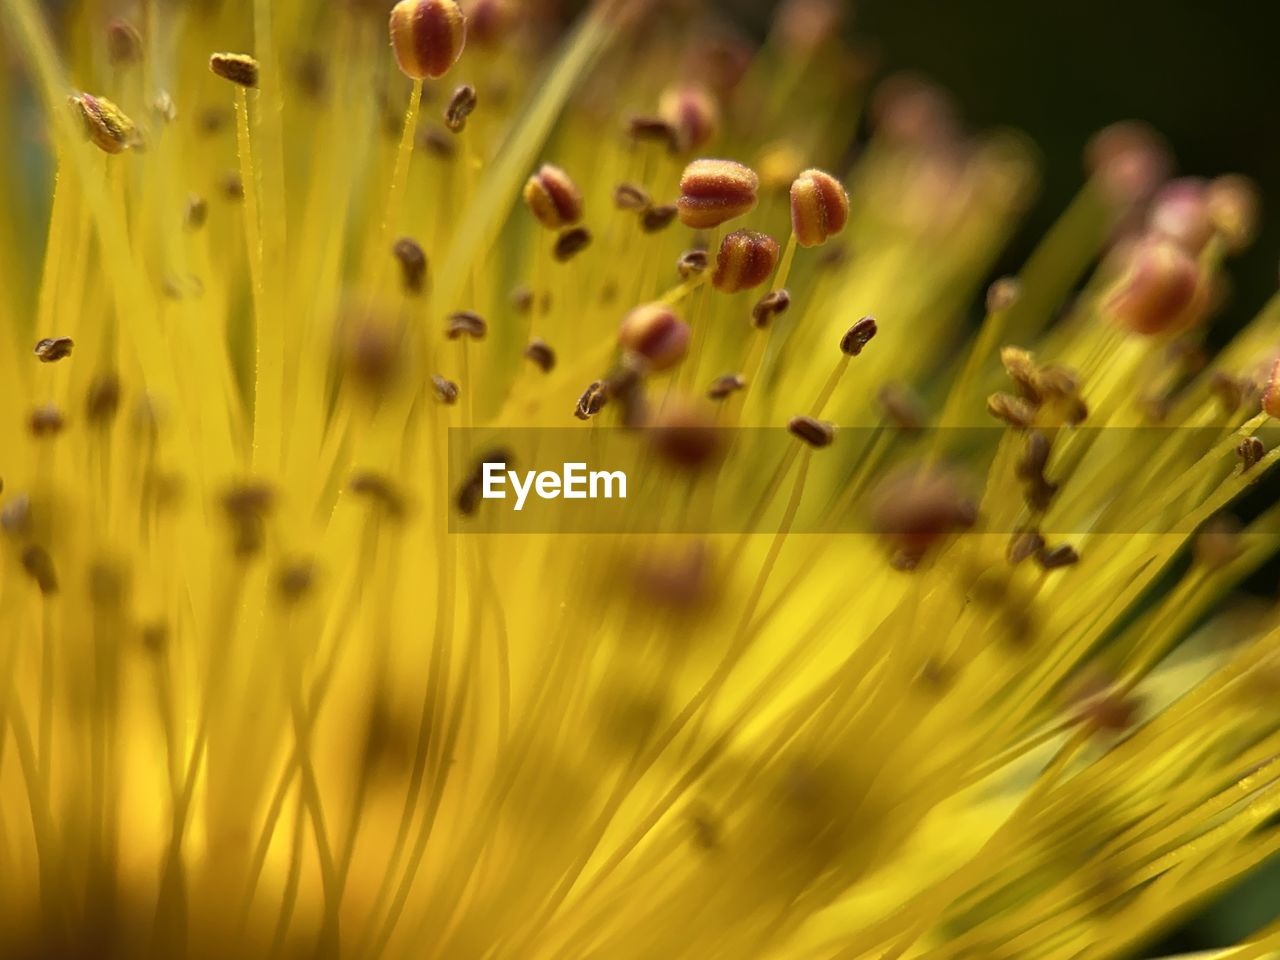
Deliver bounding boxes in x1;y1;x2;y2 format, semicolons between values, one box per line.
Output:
1085;121;1171;207
457;448;512;516
870;464;977;566
627;116;679;152
348;471;407;517
71;93;136;154
1025;477;1059;512
1195;515;1241;569
787;415;835;448
389;0;466;80
185;195;208;230
839;316;878;356
987;392;1037;429
1206;174;1259;253
21;545;58;595
1036;364;1080;400
1105;239;1204;336
198;106;229;136
606;362;648;428
209;52;260;88
88;559;128;608
276;558;316;602
1209;371;1244;415
107;19;143;67
445;310;486;340
1;494;31;537
510;285;534;314
221;482;275;519
28;405;65;437
1007;529;1046;565
466;0;513;48
677;158;759;229
648;402;724;469
659;83;719;153
640;204;678;233
707;373;745;400
1016;430;1051;482
688;806;721;851
1237;436;1265;471
444;84;477;133
1037;543;1079;570
34;337;73;363
431;375;459;404
523;339;556;373
1000;346;1042;403
712;229;779;294
523;164;584;230
293;51;328;100
1072;678;1141;735
614;183;651;211
677;248;709;278
341;314;400;391
790;168;849;248
86;373;121;424
1261;358;1280;419
751;290;791;329
985;276;1022;313
618;303;689;372
878;382;927;430
221;172;245;200
553;226;593;262
392;237;428;294
418;125;456;158
140;622;167;653
575;380;609;420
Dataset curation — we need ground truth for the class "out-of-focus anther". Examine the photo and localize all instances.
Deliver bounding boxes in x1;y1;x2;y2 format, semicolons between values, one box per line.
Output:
659;84;719;153
751;290;790;329
618;303;689;372
107;19;143;67
553;226;592;262
707;373;745;400
788;415;835;448
393;237;429;294
524;164;584;230
523;339;556;373
641;205;678;233
446;310;487;340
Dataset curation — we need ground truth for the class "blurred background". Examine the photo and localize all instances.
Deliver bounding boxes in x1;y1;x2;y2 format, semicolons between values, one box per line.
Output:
719;0;1280;955
728;0;1280;347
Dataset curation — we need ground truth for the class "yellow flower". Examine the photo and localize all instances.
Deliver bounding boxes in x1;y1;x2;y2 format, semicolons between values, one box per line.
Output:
0;0;1278;958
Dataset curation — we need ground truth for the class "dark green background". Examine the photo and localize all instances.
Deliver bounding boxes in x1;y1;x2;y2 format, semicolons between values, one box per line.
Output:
736;0;1280;343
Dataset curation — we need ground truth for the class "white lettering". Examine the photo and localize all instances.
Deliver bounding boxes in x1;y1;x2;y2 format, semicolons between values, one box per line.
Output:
509;469;536;511
482;461;506;500
590;469;627;500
